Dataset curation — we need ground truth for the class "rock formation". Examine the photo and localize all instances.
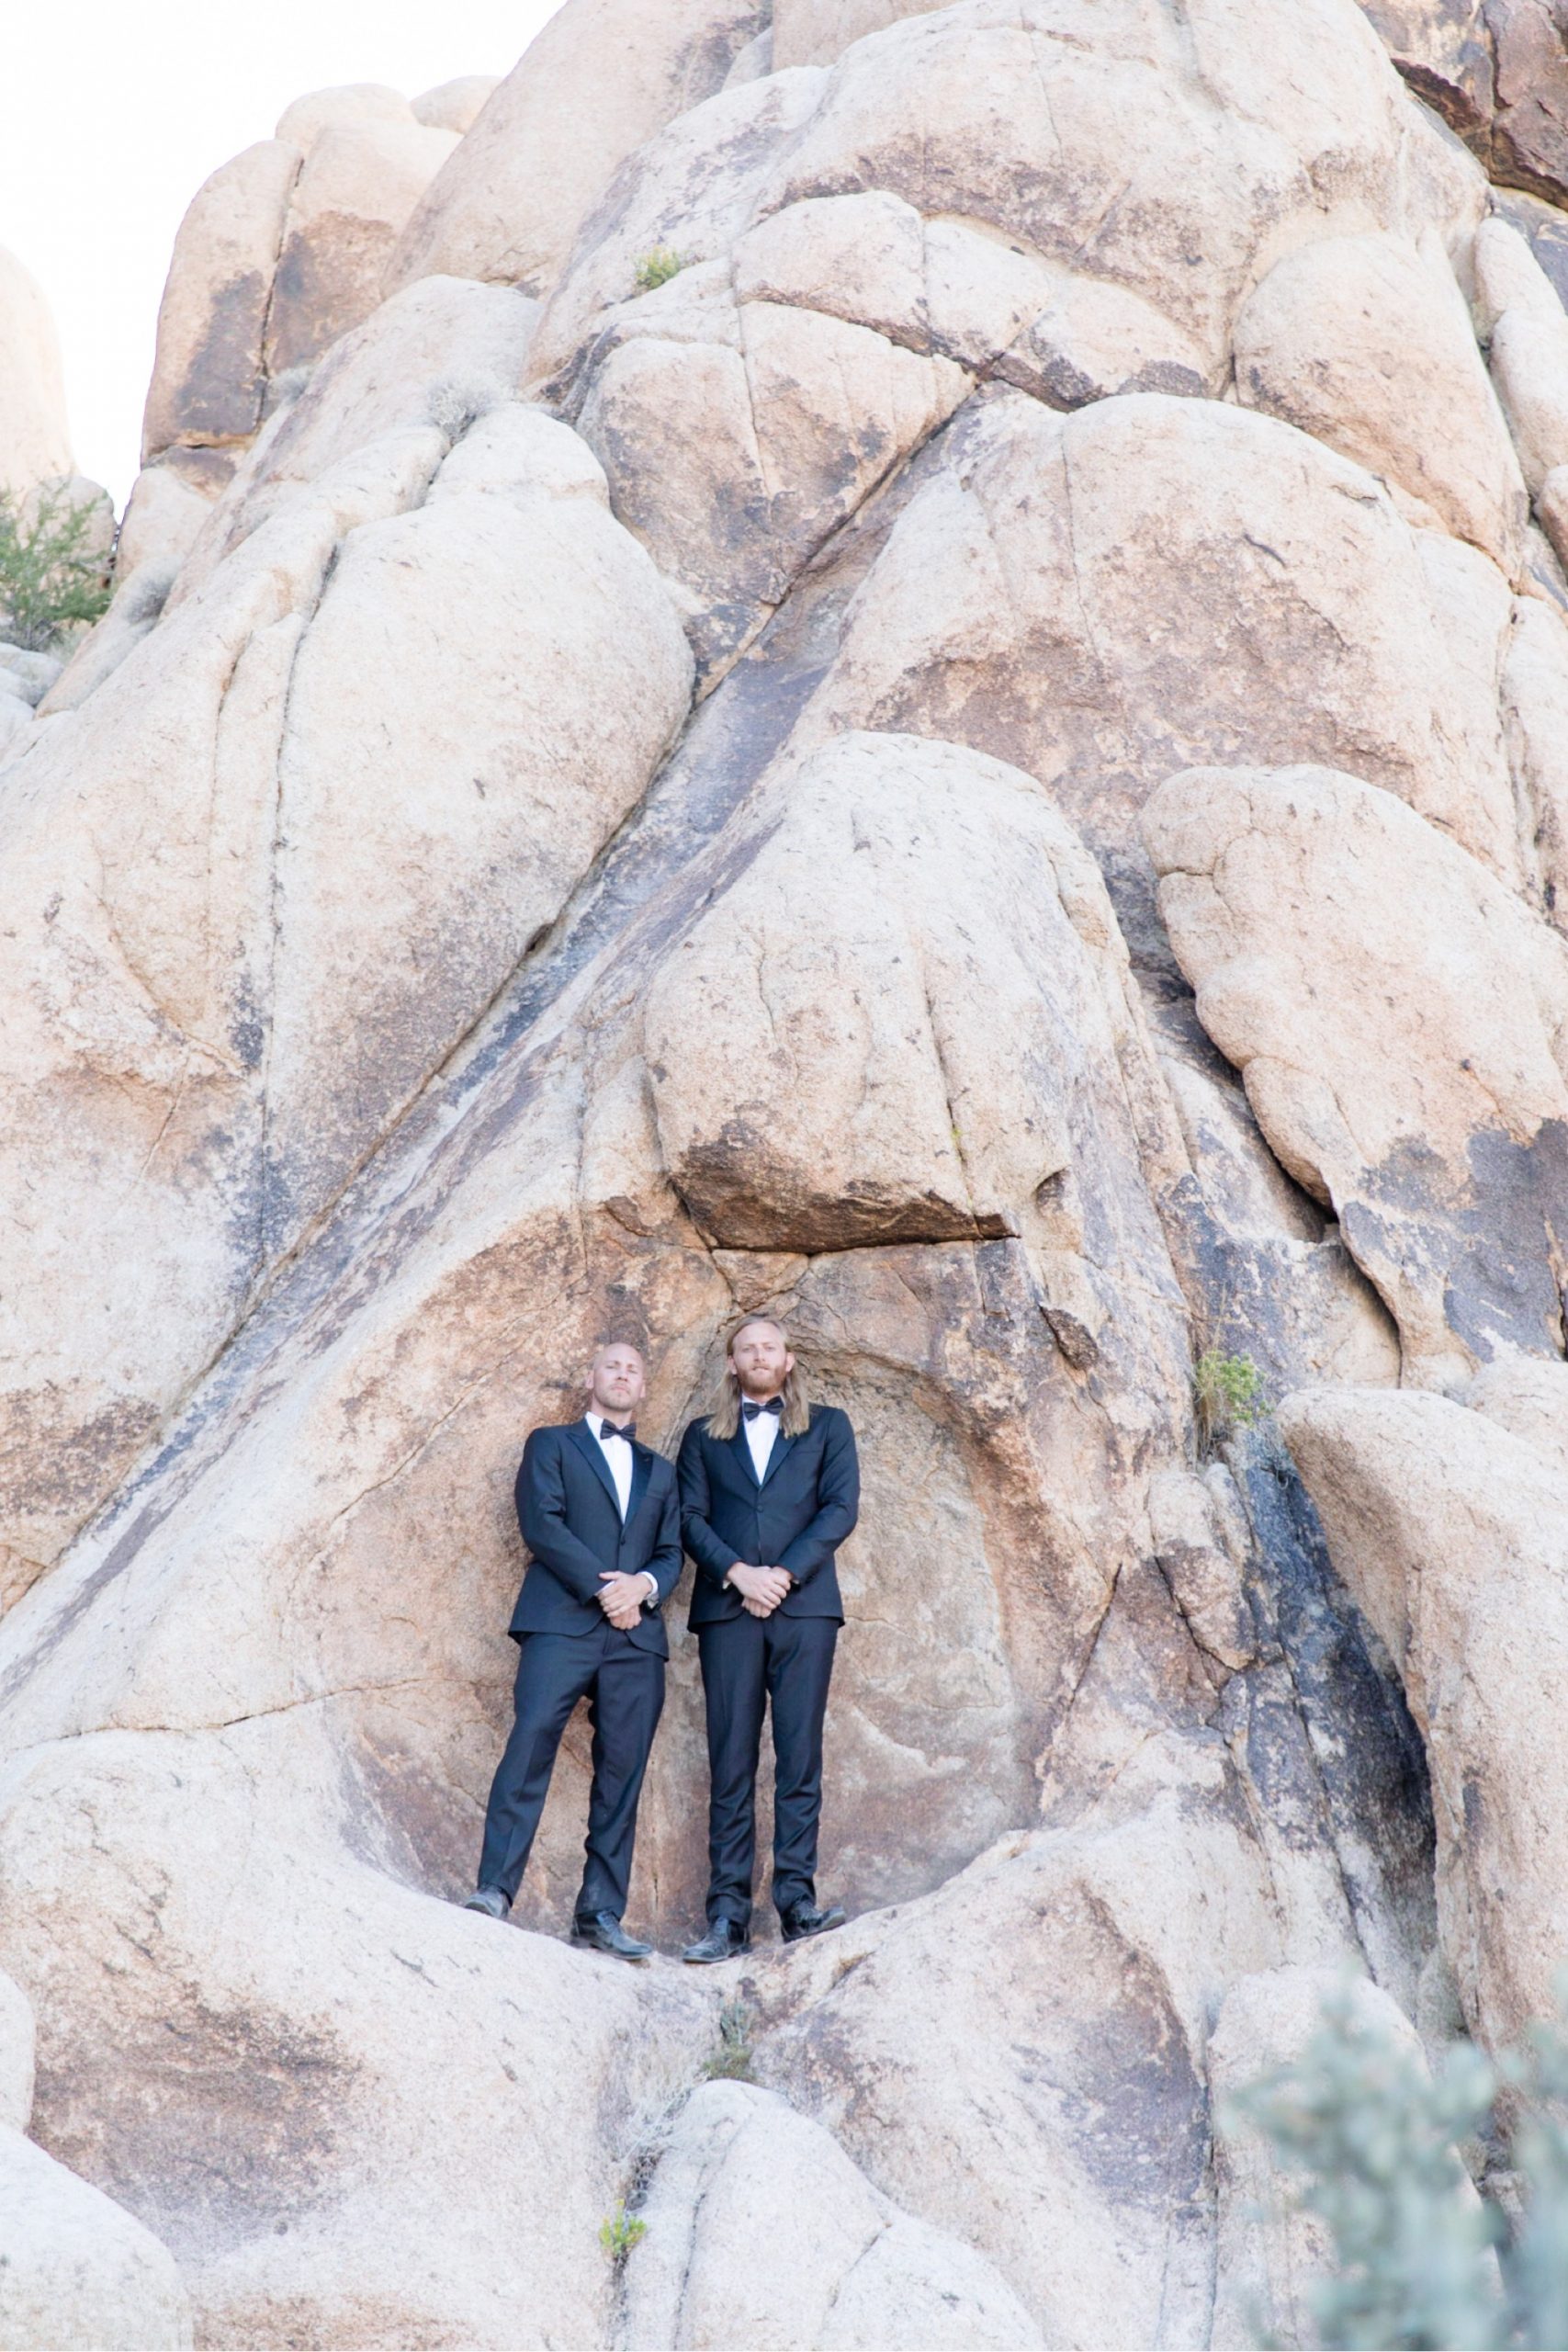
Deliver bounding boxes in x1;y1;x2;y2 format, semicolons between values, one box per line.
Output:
3;0;1568;2341
125;79;489;581
0;248;73;500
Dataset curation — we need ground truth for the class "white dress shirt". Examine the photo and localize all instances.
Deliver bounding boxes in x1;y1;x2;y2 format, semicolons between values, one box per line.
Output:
726;1401;793;1594
586;1415;658;1606
743;1401;781;1481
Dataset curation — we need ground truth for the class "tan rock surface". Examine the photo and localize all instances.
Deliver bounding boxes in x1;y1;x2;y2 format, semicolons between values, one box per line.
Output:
0;298;689;1579
623;2080;1043;2348
1486;2;1568;202
0;688;36;762
805;395;1522;898
0;1965;34;2132
576;295;968;673
0;246;73;495
0;1709;714;2347
753;1785;1328;2347
141;139;301;464
645;732;1156;1251
170;273;539;594
412;75;502;134
142;86;461;485
526;0;1423;410
0;2127;194;2352
1364;0;1568;211
1233;230;1527;566
263;118;459;380
1280;1385;1568;2046
388;0;769;299
773;0;1396;340
1359;0;1493;136
1146;762;1568;1384
1474;216;1568;495
113;458;213;578
1461;1351;1568;1475
1501;591;1568;926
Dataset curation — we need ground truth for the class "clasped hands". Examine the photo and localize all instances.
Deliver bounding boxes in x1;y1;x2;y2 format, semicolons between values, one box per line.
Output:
728;1562;791;1618
596;1563;790;1628
596;1570;651;1632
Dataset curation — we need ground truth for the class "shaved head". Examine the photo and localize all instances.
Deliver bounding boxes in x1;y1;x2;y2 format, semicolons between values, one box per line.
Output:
592;1338;646;1367
586;1338;647;1420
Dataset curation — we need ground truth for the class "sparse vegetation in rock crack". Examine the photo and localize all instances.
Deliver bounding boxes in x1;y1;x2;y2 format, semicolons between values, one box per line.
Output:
599;2197;649;2262
1192;1346;1269;1455
699;1996;758;2081
634;245;685;294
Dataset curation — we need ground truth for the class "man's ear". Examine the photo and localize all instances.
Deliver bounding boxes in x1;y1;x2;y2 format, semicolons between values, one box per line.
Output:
784;1351;796;1377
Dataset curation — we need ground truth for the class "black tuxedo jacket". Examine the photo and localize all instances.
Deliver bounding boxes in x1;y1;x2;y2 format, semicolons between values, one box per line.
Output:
677;1404;859;1628
510;1421;682;1658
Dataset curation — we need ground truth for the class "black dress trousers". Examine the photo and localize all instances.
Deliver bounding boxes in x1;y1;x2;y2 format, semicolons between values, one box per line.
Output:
696;1610;838;1928
477;1619;665;1920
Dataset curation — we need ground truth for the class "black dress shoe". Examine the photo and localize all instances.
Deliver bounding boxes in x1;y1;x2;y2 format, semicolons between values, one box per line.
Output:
571;1911;652;1961
780;1901;846;1944
463;1885;511;1919
682;1920;751;1963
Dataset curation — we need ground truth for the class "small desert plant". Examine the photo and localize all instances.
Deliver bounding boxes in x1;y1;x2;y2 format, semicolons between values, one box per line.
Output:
1192;1347;1268;1450
1228;1980;1568;2349
634;245;684;293
598;2199;648;2261
702;1996;757;2082
0;482;111;650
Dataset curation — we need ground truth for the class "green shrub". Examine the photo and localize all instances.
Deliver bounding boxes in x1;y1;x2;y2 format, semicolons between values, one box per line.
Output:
634;245;684;293
598;2199;647;2261
0;482;111;651
1192;1348;1268;1450
1228;1980;1568;2349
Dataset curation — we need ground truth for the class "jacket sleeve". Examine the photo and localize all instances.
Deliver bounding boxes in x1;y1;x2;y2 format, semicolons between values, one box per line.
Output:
517;1430;608;1606
777;1409;860;1585
678;1420;743;1589
645;1468;684;1606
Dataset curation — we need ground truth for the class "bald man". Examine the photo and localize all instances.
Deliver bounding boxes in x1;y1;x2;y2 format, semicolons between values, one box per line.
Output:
464;1340;681;1959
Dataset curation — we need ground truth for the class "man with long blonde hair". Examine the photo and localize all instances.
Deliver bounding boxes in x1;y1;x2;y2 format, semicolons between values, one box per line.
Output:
676;1317;859;1962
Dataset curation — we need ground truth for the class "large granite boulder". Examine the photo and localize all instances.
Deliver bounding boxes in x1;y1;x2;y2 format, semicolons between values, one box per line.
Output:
624;2078;1043;2347
1145;763;1568;1387
0;278;691;1590
1280;1382;1568;2047
389;0;770;299
0;247;73;497
1361;0;1568;211
130;80;465;558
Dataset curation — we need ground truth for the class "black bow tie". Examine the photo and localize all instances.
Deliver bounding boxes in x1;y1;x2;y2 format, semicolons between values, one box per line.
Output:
597;1420;635;1444
742;1398;783;1421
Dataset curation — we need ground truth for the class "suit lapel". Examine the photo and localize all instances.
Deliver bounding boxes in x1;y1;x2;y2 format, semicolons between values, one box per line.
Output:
565;1419;621;1514
759;1420;795;1487
729;1424;761;1487
626;1442;654;1529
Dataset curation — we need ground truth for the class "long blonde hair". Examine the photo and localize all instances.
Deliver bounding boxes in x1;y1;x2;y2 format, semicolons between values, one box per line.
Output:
705;1317;813;1441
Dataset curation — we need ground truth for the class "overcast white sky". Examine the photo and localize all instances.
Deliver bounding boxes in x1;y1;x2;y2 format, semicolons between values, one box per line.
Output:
3;0;566;510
